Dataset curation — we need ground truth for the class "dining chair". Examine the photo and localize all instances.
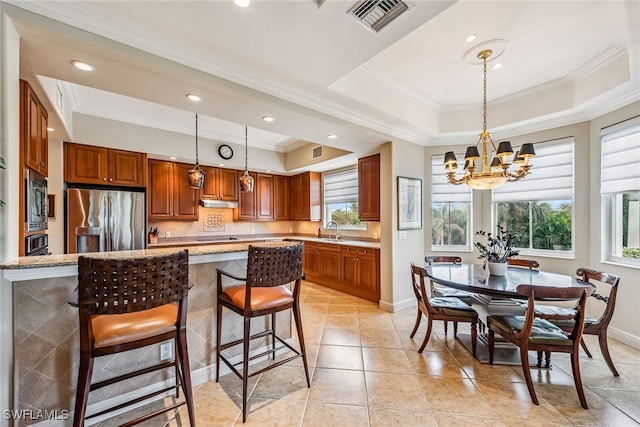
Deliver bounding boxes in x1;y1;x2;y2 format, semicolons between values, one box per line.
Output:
507;258;540;270
410;264;478;355
70;250;195;427
488;284;591;409
538;268;621;376
216;243;309;422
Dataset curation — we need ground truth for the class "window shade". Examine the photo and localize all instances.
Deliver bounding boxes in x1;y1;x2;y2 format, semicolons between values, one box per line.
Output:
600;116;640;194
492;137;574;203
324;167;358;204
431;153;472;202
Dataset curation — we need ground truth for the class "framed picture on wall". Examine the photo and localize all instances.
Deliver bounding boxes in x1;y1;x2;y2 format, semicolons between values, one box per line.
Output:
397;176;422;230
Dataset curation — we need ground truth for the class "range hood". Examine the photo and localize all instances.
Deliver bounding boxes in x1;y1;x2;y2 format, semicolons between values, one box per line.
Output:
200;199;238;209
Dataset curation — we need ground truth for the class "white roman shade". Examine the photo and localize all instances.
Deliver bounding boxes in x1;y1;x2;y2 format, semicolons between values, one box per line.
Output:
431;153;472;203
324;167;358;204
492;137;574;203
600;116;640;194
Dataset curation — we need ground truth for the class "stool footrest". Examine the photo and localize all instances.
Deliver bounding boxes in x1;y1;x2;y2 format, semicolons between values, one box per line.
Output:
90;360;176;391
86;383;183;421
119;400;187;427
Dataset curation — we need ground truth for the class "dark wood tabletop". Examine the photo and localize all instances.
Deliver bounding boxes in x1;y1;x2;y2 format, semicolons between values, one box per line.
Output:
425;263;592;299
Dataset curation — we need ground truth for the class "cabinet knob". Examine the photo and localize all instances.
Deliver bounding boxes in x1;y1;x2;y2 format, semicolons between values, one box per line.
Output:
109;178;113;182
103;178;107;181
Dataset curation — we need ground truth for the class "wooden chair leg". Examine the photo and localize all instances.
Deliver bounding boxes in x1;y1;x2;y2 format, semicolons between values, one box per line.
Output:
488;329;495;365
580;337;593;358
409;309;422;338
453;321;458;338
242;316;251;423
216;303;223;382
520;347;539;405
544;351;551;369
470;321;477;357
176;329;196;424
536;351;543;368
418;317;434;353
293;302;311;387
571;348;588;409
73;352;94;427
443;320;448;336
598;331;619;376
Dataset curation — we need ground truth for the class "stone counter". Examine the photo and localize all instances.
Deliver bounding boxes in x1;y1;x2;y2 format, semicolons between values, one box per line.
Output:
0;241;300;426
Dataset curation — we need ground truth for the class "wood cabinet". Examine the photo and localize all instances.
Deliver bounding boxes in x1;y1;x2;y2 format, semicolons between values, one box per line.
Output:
148;160;199;220
201;166;238;201
64;142;147;187
358;153;380;222
303;241;380;302
235;172;277;221
235;172;258;220
21;80;48;177
290;172;321;221
273;175;290;220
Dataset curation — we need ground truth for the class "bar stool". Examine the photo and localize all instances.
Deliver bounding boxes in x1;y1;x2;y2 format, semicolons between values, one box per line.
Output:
70;250;195;427
216;243;309;422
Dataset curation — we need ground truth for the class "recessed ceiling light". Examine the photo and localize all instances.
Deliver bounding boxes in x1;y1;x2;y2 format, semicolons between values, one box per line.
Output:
71;60;94;71
169;156;177;160
327;134;338;139
234;0;250;7
186;94;201;102
47;127;54;132
262;116;275;122
464;34;477;43
492;63;503;70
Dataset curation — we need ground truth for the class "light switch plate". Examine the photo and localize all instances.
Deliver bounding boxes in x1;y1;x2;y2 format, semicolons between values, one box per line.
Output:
399;231;407;240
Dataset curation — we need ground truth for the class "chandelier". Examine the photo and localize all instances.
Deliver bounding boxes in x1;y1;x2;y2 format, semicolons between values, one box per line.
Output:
443;49;535;190
187;113;206;189
238;126;254;192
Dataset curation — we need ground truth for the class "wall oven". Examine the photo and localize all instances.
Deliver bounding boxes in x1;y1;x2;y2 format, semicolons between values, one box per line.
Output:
25;168;48;232
25;233;49;256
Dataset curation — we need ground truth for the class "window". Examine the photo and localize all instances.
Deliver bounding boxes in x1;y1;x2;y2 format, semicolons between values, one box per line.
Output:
492;138;574;255
323;167;365;229
601;116;640;264
431;153;472;250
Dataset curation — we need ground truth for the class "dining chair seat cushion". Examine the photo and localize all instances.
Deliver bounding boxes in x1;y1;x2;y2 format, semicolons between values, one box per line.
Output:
489;315;572;345
91;303;178;349
221;284;293;311
433;288;474;298
429;297;477;317
532;305;598;327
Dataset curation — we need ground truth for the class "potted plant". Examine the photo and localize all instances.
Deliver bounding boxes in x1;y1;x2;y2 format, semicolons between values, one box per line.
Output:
474;225;519;275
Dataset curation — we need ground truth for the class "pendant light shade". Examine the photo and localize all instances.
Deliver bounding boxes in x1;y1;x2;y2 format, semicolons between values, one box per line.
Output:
239;125;254;192
188;113;206;189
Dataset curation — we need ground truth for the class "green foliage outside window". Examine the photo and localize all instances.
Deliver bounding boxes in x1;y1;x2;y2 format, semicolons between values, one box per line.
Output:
432;202;469;246
328;202;362;227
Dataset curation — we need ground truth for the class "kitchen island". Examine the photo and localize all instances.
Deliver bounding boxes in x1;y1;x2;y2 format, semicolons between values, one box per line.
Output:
0;240;301;426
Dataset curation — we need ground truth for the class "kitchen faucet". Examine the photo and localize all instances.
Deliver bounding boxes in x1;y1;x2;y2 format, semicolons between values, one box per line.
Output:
326;221;339;240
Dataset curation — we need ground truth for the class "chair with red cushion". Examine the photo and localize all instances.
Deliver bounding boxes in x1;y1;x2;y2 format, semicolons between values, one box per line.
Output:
216;243;309;422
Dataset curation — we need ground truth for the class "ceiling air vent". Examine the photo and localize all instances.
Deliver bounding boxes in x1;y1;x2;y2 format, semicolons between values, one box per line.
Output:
312;145;324;159
349;0;412;33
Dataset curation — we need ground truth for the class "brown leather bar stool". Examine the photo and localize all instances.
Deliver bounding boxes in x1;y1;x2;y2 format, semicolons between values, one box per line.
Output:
70;250;195;427
216;243;309;423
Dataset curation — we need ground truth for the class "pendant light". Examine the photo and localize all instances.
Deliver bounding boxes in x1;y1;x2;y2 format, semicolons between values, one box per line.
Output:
187;113;206;189
238;125;254;192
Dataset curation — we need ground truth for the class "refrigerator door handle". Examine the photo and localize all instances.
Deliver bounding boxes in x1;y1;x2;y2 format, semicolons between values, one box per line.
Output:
107;196;113;252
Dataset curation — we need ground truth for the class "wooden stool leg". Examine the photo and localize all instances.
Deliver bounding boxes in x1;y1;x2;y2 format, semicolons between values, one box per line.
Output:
73;352;94;427
293;301;311;387
177;328;196;424
216;303;223;382
272;312;277;360
242;316;251;423
174;340;180;398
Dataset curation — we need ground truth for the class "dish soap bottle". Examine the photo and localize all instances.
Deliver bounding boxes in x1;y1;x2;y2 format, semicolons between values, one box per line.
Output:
317;227;322;238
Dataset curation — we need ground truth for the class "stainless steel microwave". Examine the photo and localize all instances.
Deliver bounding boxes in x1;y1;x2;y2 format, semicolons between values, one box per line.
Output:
25;168;48;232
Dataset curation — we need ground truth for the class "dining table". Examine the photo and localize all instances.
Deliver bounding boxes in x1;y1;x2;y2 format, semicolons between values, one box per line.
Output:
425;263;593;365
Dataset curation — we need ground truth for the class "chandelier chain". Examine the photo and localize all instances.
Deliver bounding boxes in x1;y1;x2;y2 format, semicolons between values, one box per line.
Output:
482;55;487;134
244;125;248;173
195;113;199;166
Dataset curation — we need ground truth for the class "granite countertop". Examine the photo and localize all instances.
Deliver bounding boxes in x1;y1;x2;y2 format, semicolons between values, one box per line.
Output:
0;237;380;270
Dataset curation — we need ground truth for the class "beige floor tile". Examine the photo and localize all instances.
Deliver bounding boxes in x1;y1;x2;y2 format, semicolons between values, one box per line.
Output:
325;313;359;329
406;349;467;378
330;295;359;305
358;314;395;331
303;295;333;305
189;391;241;425
362;347;413;374
309;367;367;406
365;372;429;411
316;344;364;370
590;388;640;424
250;365;310;401
368;407;437;426
359;328;403;349
433;413;507;427
302;402;370;427
299;325;324;345
326;304;358;314
239;397;306;427
321;327;361;346
417;376;497;417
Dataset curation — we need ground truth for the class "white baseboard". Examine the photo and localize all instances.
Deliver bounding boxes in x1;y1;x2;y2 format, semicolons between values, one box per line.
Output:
31;340;295;427
609;326;640;350
379;297;415;313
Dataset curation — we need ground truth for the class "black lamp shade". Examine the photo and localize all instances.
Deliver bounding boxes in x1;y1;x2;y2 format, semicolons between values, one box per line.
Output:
519;143;536;158
444;151;458;165
513;150;524;163
496;141;513;156
490;157;502;168
464;146;480;160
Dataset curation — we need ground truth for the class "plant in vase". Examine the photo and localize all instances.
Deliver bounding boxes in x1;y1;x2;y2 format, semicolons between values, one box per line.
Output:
474;225;519;275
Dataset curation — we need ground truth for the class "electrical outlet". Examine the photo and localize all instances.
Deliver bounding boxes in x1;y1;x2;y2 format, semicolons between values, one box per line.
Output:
373;232;378;239
251;229;255;235
165;231;171;238
160;342;173;360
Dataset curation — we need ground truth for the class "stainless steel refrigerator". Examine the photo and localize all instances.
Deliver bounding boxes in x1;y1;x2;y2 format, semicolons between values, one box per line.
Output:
66;188;146;254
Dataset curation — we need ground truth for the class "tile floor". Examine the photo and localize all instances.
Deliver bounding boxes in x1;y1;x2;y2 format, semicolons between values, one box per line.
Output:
97;281;640;426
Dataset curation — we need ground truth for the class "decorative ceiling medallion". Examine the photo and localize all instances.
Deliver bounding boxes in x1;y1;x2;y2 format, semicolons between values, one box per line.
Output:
462;39;509;65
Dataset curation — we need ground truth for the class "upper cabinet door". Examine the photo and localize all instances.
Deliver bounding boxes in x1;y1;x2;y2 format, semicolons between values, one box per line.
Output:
273;175;289;220
256;173;274;220
64;143;109;185
108;149;147;187
21;80;48;177
217;168;239;201
358;153;380;222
